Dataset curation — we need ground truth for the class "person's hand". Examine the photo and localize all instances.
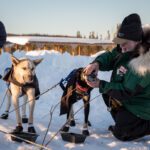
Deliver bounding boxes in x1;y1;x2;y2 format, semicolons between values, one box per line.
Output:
84;62;99;76
85;78;100;88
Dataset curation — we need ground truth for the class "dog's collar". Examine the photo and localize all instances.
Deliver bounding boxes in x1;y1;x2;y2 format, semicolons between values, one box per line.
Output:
76;82;89;93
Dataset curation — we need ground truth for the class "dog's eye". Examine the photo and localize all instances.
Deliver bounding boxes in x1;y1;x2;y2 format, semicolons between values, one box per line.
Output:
22;67;27;70
31;68;34;71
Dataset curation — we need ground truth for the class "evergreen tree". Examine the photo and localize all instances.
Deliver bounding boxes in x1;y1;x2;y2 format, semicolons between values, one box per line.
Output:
99;34;103;40
91;31;95;39
76;31;82;38
107;30;110;40
89;32;92;39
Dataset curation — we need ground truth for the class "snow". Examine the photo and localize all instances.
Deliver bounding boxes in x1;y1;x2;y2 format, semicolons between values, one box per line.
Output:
7;37;29;45
7;36;113;45
0;50;150;150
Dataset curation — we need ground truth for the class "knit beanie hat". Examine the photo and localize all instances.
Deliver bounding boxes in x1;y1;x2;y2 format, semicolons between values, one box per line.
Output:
113;13;143;44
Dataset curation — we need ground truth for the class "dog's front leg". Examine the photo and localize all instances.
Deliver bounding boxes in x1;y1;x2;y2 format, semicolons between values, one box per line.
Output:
22;95;28;123
11;84;23;132
26;88;36;133
82;95;90;136
12;95;22;125
68;106;76;126
11;84;22;125
26;88;35;124
5;89;11;113
61;105;73;132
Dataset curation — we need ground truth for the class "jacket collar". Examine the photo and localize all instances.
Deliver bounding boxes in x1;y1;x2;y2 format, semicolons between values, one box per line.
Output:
129;45;150;76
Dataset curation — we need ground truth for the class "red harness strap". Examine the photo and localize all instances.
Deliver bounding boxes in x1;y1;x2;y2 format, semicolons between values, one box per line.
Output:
76;82;88;93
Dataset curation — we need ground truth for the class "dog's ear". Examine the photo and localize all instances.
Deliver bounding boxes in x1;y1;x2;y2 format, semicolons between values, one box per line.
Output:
11;55;20;66
33;58;43;66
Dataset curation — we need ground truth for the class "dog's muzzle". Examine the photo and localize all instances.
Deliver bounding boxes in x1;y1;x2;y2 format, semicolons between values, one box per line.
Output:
23;75;34;83
83;72;97;82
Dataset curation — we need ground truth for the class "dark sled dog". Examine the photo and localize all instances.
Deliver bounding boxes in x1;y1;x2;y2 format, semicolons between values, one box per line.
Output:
60;68;96;135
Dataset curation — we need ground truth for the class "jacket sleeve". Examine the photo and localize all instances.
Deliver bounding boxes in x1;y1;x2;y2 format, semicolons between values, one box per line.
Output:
99;71;148;102
93;46;121;71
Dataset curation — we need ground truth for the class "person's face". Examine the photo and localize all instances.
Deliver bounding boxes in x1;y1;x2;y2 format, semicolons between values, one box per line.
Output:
120;40;139;53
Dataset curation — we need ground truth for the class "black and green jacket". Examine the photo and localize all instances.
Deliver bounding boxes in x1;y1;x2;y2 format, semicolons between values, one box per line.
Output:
94;46;150;120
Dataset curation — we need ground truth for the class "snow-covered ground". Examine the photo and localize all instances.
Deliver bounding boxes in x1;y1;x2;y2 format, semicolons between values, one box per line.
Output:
0;50;150;150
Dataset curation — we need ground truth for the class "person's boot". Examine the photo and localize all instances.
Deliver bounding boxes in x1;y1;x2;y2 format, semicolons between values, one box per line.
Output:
108;125;130;141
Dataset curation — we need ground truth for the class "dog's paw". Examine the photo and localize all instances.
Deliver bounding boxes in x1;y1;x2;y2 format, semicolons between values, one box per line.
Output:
82;130;90;136
88;121;92;127
70;120;76;126
1;113;9;119
61;125;70;132
28;127;36;134
22;117;28;123
13;126;23;133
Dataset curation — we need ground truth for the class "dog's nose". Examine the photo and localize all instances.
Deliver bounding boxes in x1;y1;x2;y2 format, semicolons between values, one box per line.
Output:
28;75;33;81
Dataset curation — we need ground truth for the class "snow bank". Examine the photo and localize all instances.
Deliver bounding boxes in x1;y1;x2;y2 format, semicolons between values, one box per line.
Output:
0;50;149;150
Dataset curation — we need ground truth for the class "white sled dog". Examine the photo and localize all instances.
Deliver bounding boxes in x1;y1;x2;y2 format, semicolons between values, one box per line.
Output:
1;67;28;122
4;55;43;133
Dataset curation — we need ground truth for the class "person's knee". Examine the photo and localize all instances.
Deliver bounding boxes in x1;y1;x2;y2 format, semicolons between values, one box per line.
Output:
111;126;148;141
111;128;133;141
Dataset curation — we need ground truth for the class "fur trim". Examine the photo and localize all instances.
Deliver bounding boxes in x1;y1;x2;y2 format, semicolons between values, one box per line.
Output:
129;47;150;76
